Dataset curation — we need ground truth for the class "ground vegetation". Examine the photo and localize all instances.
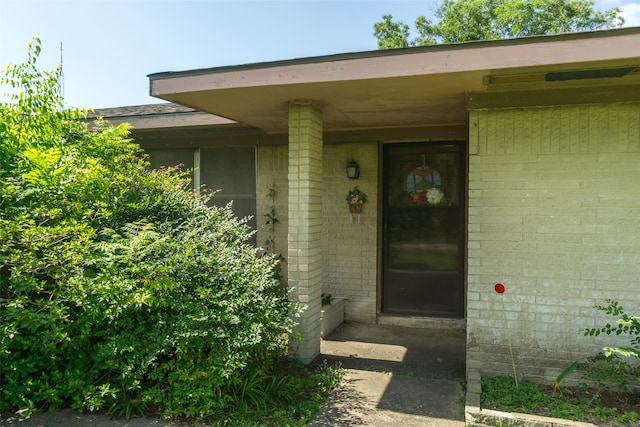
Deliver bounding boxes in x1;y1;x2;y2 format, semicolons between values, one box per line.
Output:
0;38;341;425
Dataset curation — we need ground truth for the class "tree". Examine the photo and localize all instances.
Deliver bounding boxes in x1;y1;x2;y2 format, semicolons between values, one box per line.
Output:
0;38;301;421
374;0;625;49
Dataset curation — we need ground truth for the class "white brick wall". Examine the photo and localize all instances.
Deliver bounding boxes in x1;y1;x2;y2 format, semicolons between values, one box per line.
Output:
322;142;378;323
256;141;379;324
467;102;640;383
287;103;324;363
256;144;289;281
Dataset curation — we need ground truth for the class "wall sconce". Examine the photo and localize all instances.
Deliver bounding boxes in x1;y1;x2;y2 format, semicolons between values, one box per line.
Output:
346;160;360;180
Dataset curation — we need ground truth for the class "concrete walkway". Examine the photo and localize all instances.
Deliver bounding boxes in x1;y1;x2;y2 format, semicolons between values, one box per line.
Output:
310;322;466;427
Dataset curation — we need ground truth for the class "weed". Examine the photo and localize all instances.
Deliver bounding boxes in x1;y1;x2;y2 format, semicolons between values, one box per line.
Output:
108;395;148;420
221;359;344;426
586;300;640;360
557;300;640;397
617;411;639;423
321;293;332;306
482;376;640;424
581;352;640;392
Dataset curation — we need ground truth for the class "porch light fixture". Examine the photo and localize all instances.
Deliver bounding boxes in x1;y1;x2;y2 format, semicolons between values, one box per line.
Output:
346;160;360;180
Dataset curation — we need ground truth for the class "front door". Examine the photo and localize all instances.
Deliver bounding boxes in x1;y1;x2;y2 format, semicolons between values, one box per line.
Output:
382;142;465;318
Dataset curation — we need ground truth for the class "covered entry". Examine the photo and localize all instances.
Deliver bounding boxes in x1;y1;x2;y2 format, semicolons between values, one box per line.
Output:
382;142;465;318
146;29;640;361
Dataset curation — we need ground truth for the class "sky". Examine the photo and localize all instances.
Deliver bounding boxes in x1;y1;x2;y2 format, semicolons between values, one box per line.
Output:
1;0;639;109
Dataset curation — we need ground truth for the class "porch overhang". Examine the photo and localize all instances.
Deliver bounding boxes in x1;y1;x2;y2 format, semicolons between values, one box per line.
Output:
148;28;640;134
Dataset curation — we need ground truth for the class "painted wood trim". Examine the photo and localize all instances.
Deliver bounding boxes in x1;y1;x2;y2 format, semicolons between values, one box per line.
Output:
467;84;640;110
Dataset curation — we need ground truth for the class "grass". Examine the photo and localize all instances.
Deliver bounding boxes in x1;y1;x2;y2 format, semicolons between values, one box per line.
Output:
481;376;640;425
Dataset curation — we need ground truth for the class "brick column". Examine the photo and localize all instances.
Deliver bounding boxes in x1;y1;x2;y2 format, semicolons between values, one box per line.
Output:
288;101;323;364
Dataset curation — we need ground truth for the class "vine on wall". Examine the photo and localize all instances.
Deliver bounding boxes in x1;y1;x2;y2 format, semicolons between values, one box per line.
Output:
264;184;279;253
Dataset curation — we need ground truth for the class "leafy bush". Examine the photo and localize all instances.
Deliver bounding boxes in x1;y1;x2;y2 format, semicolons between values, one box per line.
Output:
555;299;640;395
581;299;640;392
1;38;301;422
580;352;639;393
586;299;640;360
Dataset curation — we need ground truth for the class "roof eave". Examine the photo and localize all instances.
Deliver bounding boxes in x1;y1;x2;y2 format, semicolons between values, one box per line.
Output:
148;28;640;132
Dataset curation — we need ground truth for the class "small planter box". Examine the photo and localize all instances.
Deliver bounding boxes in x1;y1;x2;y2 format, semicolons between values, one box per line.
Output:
320;297;346;338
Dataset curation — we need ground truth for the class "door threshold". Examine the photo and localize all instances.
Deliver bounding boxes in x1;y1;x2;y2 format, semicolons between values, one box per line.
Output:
378;314;466;331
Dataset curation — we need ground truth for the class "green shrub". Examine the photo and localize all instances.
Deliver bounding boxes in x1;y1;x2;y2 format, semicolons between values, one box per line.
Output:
581;299;640;391
1;38;299;421
556;299;640;394
586;299;640;360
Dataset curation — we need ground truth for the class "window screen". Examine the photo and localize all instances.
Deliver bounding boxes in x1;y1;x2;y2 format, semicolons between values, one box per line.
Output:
145;146;257;244
146;148;195;188
200;147;257;239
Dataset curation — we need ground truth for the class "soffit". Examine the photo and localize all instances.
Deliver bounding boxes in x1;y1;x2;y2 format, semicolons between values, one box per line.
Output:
149;29;640;133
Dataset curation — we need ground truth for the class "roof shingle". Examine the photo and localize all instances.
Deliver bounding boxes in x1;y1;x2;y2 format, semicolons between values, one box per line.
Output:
90;103;196;119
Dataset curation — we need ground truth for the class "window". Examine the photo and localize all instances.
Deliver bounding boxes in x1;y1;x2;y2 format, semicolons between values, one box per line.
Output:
200;147;257;235
146;146;257;244
146;148;194;186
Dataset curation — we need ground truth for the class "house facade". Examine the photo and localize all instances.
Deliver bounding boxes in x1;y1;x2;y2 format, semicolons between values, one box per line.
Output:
96;28;640;384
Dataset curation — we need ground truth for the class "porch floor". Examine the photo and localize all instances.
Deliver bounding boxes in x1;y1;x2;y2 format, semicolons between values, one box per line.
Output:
309;321;466;426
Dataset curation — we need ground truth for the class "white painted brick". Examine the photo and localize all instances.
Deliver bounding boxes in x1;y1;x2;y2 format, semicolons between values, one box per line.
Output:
321;141;378;322
261;140;379;326
467;102;640;382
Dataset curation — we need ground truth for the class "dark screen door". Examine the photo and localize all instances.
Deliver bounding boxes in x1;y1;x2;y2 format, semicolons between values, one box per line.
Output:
382;142;465;318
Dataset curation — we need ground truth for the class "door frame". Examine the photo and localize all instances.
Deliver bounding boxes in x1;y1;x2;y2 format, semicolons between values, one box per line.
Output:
376;140;468;319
